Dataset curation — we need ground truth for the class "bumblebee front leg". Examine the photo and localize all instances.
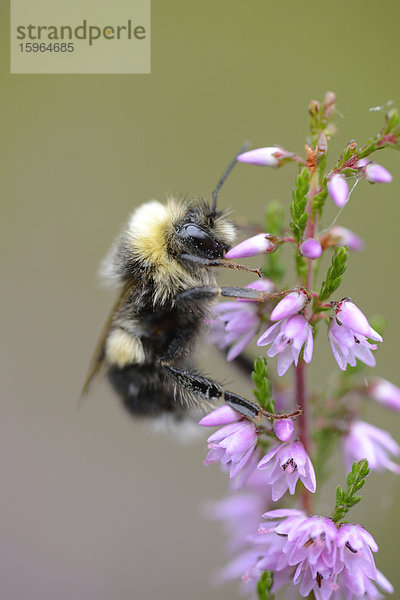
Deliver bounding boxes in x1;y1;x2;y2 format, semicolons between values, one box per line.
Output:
163;364;301;422
175;285;272;303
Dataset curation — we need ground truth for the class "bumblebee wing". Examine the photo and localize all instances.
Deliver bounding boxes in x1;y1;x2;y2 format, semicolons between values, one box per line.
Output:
81;280;135;399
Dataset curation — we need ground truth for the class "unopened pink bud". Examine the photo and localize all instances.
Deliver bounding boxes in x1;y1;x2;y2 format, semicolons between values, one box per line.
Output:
300;238;322;259
237;278;275;303
327;174;349;208
270;289;309;321
368;378;400;412
274;418;294;441
225;233;275;259
199;406;241;426
330;226;364;251
318;133;328;153
335;299;382;341
364;162;392;184
237;147;283;167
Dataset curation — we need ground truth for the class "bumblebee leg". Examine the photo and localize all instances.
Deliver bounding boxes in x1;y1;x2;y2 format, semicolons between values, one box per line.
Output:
175;285;271;303
163;364;301;422
179;253;262;277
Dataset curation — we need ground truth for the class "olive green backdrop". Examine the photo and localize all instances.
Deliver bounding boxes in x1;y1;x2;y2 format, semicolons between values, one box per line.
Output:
1;2;399;599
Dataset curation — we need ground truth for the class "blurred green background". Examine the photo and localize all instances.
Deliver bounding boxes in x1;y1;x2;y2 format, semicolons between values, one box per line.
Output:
1;2;400;599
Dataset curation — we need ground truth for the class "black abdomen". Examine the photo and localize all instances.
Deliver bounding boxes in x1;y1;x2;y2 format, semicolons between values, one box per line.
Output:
108;363;187;420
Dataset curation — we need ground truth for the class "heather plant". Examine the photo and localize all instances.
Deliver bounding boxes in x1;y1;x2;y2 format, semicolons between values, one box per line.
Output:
201;93;400;599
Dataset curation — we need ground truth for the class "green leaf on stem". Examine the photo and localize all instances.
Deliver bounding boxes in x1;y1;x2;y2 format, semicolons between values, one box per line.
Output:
252;357;275;413
331;460;370;523
289;167;311;244
257;570;274;600
319;246;348;302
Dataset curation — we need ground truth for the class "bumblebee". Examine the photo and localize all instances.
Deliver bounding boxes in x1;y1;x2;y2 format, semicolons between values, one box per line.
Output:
82;150;276;425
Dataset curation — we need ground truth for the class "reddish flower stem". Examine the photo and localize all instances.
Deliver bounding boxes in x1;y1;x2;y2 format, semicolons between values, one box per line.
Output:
294;359;313;515
295;165;319;515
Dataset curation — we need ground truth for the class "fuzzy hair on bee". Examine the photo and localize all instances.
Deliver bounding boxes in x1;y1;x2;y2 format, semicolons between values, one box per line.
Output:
83;148;280;427
100;197;236;306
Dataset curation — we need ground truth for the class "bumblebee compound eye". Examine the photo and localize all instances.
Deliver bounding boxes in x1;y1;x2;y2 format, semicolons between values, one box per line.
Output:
178;223;229;258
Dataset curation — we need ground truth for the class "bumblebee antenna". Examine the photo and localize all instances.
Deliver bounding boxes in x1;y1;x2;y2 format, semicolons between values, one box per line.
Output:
211;142;251;214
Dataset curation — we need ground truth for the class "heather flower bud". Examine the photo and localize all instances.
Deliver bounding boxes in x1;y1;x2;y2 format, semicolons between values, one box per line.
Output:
342;421;400;474
368;377;400;412
199;405;241;427
318;132;328;153
274;418;294;441
225;233;275;259
270;288;309;321
237;146;294;168
329;225;364;251
327;173;349;207
358;159;393;183
308;100;320;117
323;90;336;118
335;299;382;341
299;238;322;259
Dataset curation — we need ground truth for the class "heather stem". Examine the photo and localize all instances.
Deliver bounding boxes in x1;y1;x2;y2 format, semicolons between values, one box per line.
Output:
305;169;319;290
294;359;313;514
296;167;319;515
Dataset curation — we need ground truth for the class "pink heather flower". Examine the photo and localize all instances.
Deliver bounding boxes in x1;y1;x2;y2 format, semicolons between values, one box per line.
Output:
230;446;269;491
357;159;393;183
225;233;275;259
217;509;303;595
329;225;364;251
237;146;295;168
329;300;382;370
327;173;349;207
300;238;322;259
209;302;259;360
367;377;400;412
342;420;400;474
205;420;258;478
257;314;314;376
208;278;273;360
257;511;391;600
257;441;316;501
270;288;309;321
274;418;294;442
335;299;381;339
336;524;377;579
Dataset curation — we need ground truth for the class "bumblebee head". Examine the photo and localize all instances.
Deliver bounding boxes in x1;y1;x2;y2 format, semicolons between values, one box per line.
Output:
172;200;235;260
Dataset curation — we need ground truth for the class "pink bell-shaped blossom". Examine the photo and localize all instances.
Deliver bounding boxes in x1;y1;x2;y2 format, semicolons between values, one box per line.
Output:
257;441;316;501
257;314;314;376
342;421;400;474
367;377;400;412
329;225;364;251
